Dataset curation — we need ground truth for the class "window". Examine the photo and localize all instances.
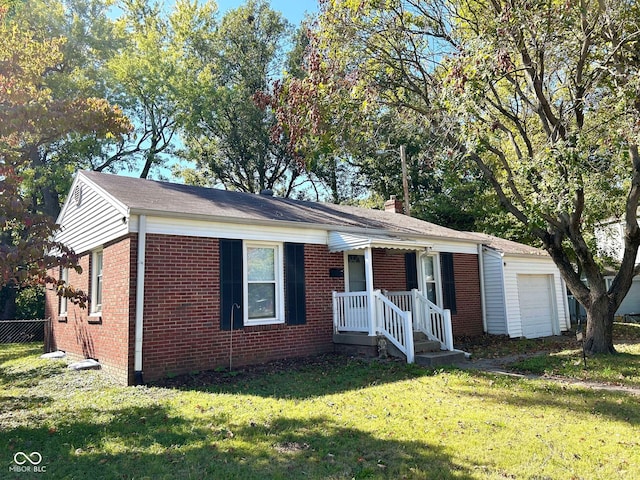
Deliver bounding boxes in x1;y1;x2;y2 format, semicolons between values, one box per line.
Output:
91;249;103;315
220;240;305;330
421;254;438;304
59;267;68;317
347;254;367;292
244;242;283;325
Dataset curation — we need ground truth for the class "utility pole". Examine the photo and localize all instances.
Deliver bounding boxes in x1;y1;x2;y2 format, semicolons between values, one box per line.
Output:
400;145;411;216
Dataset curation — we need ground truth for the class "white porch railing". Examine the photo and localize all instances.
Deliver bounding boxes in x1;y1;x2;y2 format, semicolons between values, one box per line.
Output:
383;290;454;351
332;289;454;360
333;290;415;363
374;291;414;364
332;291;369;332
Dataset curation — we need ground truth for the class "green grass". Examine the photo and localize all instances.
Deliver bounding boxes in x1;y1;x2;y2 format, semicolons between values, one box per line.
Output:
1;342;640;479
511;323;640;387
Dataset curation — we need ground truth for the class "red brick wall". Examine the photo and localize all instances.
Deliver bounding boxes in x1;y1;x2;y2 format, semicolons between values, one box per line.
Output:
372;249;407;291
45;237;134;384
371;249;483;336
44;236;484;384
140;236;345;382
450;253;484;337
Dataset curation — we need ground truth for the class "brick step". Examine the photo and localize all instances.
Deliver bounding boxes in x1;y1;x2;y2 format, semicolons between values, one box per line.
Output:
414;350;467;368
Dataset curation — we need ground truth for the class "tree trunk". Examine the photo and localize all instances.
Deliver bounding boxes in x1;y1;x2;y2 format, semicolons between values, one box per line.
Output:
584;293;616;354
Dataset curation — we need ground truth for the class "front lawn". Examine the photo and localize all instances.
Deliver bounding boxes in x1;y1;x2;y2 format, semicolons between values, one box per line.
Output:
511;323;640;388
1;343;639;479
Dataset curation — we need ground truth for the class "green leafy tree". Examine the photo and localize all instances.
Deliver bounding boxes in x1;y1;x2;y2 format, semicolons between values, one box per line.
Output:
105;0;212;179
313;0;640;354
176;0;306;195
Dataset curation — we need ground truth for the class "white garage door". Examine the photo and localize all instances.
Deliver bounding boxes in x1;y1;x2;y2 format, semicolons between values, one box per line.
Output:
517;274;555;338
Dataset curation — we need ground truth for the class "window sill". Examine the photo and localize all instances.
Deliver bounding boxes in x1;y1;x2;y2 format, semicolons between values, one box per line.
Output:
88;313;102;325
58;315;68;323
244;318;285;328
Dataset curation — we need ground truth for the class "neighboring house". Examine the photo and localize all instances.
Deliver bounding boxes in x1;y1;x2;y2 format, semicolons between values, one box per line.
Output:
476;234;571;338
596;219;640;317
45;171;567;385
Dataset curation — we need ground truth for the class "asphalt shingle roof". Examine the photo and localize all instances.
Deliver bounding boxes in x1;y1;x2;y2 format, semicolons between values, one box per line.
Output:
471;232;548;256
80;171;481;243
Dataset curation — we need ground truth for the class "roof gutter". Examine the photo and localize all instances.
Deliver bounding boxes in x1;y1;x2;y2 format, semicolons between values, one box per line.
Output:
134;214;146;385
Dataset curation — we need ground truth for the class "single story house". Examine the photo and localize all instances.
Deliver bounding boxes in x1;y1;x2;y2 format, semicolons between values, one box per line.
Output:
45;171;569;384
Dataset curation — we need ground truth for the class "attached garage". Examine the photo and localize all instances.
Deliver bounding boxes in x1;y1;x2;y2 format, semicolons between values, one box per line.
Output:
478;234;570;339
517;274;555;338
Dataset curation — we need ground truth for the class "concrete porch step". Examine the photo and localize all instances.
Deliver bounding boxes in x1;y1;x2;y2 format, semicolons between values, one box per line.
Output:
415;350;467;368
414;340;442;353
413;331;428;342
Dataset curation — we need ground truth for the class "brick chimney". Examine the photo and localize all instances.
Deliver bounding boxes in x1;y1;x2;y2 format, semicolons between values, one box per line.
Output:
384;195;404;214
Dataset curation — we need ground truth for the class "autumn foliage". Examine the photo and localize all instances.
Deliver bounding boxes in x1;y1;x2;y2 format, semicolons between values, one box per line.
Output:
0;7;131;309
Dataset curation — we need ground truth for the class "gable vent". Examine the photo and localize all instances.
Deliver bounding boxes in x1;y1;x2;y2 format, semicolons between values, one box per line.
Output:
73;185;83;207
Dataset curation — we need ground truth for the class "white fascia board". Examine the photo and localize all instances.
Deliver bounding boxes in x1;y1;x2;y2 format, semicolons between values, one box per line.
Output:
429;240;480;255
131;214;328;245
503;253;557;265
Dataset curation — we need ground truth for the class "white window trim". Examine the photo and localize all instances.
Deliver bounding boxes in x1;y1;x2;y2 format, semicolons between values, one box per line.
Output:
90;249;103;315
59;267;68;317
419;252;443;307
243;241;284;326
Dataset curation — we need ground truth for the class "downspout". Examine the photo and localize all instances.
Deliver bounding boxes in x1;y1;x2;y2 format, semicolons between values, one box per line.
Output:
478;244;488;333
134;214;147;385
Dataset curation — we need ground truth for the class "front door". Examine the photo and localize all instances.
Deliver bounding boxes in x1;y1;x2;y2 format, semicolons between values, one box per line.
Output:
342;254;368;331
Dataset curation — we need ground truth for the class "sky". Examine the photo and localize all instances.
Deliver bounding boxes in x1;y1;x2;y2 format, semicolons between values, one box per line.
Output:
216;0;319;25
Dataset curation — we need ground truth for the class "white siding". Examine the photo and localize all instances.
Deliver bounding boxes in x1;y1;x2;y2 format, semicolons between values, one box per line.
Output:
503;256;569;338
482;248;507;335
595;220;640;265
614;277;640;315
55;176;129;254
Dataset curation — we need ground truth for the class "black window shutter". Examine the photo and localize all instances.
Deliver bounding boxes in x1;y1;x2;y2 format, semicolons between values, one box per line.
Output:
220;239;243;330
440;252;457;314
405;252;418;291
284;243;306;325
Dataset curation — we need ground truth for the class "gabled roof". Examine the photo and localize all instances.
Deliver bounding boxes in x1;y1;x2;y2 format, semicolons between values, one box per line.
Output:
77;171;481;244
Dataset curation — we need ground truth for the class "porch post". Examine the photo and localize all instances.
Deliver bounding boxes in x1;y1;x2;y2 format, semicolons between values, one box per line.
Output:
410;289;419;331
364;246;376;336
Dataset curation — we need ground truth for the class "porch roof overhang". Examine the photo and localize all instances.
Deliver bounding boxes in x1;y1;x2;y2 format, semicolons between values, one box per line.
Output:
328;231;433;253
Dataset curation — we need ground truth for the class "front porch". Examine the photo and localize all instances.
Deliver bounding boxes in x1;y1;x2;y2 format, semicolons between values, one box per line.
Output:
332;289;459;364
